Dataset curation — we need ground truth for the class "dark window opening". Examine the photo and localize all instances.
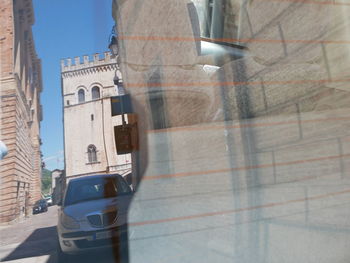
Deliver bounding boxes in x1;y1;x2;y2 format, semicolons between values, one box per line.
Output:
78;89;85;103
87;144;97;163
92;86;100;100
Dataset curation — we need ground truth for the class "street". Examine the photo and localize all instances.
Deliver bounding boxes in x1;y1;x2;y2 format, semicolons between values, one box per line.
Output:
0;206;127;263
0;206;57;263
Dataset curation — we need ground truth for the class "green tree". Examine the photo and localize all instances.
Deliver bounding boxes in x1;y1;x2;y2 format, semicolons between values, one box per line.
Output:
41;168;52;195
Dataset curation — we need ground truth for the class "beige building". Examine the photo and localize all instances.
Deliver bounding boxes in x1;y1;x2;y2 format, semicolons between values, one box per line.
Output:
51;169;63;204
51;169;62;190
0;0;43;223
112;0;350;262
61;52;132;181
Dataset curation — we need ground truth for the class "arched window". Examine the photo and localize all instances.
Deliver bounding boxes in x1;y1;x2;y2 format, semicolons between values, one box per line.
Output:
91;86;100;100
78;89;85;103
87;144;97;163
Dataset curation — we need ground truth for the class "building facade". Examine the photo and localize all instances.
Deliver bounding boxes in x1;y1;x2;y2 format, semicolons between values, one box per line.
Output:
112;0;350;262
51;169;63;205
0;0;43;223
61;52;132;181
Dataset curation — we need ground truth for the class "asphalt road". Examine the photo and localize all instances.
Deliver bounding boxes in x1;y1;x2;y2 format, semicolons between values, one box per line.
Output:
0;206;128;263
0;206;58;263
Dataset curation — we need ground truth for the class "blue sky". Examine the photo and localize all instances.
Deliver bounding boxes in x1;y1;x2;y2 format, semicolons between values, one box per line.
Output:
32;0;114;170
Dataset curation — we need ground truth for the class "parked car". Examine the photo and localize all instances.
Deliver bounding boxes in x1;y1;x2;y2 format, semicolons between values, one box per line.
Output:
45;196;53;206
57;174;133;259
32;199;48;214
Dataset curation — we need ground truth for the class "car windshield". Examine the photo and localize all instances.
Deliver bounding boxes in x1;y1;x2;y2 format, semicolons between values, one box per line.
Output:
63;176;131;206
35;200;45;205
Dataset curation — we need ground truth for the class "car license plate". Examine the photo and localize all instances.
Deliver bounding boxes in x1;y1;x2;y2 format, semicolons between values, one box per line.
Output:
94;230;114;240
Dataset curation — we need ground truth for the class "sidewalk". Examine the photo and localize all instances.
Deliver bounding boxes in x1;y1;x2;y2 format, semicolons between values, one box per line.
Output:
0;216;30;231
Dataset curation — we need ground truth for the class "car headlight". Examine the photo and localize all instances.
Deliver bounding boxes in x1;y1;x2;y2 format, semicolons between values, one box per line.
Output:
61;212;80;229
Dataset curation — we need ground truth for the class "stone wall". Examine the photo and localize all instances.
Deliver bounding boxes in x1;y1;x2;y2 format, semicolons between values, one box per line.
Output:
112;1;350;261
113;0;350;184
0;0;42;224
0;0;14;78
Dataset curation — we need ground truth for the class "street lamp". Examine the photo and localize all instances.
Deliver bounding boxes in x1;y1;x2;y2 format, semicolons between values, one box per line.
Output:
109;35;119;57
113;72;125;96
109;25;138;158
114;70;126;125
108;24;119;58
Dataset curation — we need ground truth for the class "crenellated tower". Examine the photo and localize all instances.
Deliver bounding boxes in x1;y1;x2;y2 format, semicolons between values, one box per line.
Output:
61;51;131;180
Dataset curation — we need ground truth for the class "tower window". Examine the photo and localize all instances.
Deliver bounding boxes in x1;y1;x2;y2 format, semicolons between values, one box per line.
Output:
78;89;85;103
87;144;97;163
92;86;100;100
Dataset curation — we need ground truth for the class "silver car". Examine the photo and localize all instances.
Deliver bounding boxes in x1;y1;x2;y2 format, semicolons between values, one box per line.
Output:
57;174;133;259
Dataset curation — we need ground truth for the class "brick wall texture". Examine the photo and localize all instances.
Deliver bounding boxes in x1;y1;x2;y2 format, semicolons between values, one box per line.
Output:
0;0;42;224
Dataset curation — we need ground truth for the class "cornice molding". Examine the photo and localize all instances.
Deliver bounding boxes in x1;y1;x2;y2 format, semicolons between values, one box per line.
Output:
61;63;118;78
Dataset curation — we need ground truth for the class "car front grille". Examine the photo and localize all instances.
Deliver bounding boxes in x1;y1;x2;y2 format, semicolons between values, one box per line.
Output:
87;211;118;228
87;215;102;227
73;225;128;249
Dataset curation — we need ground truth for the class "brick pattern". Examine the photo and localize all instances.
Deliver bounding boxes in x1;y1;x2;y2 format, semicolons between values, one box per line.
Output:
0;0;14;78
0;0;42;224
0;86;43;223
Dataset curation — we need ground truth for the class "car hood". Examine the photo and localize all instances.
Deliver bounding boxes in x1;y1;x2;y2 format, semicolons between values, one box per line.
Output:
63;195;132;221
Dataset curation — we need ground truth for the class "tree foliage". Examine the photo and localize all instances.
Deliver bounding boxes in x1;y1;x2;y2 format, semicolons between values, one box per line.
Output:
41;168;52;195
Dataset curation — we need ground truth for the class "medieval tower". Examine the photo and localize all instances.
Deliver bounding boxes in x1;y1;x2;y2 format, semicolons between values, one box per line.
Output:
61;52;132;180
